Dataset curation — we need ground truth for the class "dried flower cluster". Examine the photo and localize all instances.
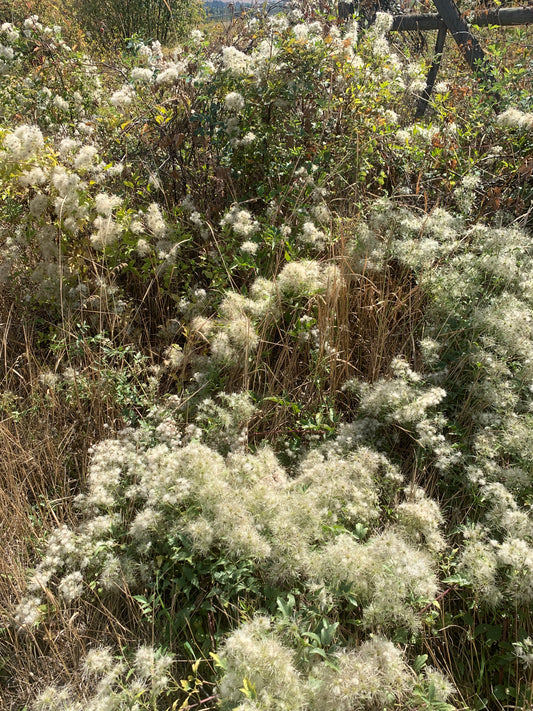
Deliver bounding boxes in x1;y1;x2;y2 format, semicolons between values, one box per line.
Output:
2;4;533;710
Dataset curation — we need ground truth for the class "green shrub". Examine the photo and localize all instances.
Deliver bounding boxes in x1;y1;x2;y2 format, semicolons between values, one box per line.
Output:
2;4;533;710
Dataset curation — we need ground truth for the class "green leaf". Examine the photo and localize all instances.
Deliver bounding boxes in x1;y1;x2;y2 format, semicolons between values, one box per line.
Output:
442;574;470;586
353;523;368;541
240;677;257;700
276;594;295;619
209;652;225;670
302;631;321;645
320;621;338;647
413;654;428;672
308;647;328;659
184;642;196;659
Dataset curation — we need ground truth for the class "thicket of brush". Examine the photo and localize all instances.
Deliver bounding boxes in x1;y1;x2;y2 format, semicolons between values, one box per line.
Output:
1;1;533;709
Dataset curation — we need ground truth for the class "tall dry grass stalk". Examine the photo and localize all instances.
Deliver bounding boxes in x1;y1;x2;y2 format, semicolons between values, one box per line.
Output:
0;300;145;708
248;231;425;446
0;222;428;706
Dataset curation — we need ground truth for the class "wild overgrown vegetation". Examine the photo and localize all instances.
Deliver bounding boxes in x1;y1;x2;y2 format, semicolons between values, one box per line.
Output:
1;1;533;709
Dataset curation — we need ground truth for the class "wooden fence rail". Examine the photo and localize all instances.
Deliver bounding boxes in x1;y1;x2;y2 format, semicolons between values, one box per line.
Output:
339;2;533;117
391;6;533;32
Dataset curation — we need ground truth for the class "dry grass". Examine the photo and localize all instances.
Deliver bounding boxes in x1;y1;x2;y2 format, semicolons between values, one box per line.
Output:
248;229;425;446
0;223;426;708
0;296;145;709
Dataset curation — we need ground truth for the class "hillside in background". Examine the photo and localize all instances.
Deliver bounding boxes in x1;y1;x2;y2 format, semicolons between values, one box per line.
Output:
203;0;291;20
204;1;254;19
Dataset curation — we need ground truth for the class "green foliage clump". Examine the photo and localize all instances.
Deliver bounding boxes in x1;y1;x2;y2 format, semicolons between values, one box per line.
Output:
1;4;533;711
72;0;204;45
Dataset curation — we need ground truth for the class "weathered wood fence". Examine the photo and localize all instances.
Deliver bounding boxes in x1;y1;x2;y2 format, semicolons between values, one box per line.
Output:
391;6;533;30
339;1;533;117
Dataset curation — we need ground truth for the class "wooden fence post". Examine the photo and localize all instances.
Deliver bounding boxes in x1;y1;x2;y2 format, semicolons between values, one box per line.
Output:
415;24;447;119
430;0;500;106
338;1;533;113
